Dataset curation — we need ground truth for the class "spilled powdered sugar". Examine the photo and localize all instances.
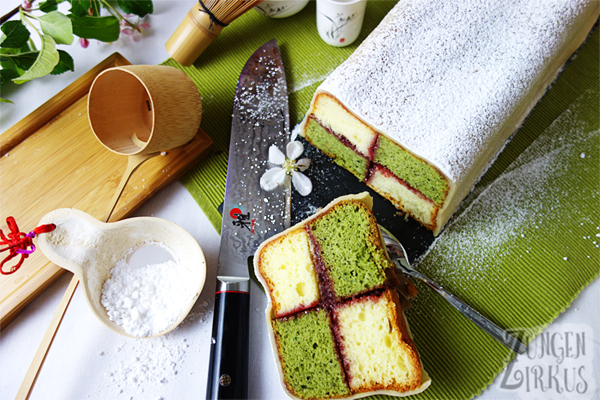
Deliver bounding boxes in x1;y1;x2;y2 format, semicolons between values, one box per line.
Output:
104;336;188;392
417;89;599;282
92;299;212;398
291;68;337;94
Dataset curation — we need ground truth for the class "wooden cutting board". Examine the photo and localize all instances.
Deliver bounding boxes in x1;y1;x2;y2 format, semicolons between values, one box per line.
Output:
0;53;212;329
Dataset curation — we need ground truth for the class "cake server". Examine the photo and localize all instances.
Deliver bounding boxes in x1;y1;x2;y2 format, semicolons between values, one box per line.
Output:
378;225;527;355
206;39;291;400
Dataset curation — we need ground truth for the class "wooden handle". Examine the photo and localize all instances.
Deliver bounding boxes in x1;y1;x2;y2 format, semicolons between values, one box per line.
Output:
16;275;79;400
102;152;158;222
165;6;224;67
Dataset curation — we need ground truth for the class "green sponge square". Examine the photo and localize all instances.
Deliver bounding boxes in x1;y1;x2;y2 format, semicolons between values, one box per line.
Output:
304;118;369;181
272;308;350;399
310;201;390;300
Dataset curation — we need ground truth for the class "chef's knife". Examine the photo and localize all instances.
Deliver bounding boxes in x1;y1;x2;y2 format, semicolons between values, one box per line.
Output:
206;39;290;400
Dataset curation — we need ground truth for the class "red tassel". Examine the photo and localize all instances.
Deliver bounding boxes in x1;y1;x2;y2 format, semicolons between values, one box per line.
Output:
0;217;56;275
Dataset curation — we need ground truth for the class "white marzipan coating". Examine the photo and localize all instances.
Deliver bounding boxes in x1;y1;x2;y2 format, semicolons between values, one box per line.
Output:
312;0;598;234
318;0;594;182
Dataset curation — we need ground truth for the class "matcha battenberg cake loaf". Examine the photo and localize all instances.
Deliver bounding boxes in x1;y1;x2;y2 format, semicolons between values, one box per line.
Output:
301;0;599;235
255;193;430;399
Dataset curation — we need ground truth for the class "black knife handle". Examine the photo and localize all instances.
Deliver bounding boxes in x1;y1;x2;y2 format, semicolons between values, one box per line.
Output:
206;281;250;400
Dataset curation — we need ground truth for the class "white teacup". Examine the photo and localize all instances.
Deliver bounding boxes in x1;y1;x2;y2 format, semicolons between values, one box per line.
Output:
316;0;367;47
254;0;310;18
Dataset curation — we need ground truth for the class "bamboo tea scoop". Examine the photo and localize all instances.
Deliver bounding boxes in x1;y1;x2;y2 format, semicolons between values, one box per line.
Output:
16;65;203;399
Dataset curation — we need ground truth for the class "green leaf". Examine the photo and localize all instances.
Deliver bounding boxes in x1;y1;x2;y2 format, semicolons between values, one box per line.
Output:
117;0;153;17
9;52;38;70
0;57;18;69
1;98;15;104
69;0;102;17
13;35;60;84
0;43;33;54
50;50;74;75
68;0;88;17
70;15;120;42
0;21;31;49
39;11;74;45
1;67;21;83
39;0;59;12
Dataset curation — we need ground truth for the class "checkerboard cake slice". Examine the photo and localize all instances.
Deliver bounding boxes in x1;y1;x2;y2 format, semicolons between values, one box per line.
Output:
255;193;431;399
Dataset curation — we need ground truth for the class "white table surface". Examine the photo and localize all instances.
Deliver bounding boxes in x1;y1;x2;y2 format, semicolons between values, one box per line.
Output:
1;1;598;399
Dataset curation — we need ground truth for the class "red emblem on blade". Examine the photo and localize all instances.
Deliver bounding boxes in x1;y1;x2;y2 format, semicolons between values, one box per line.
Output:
230;208;255;234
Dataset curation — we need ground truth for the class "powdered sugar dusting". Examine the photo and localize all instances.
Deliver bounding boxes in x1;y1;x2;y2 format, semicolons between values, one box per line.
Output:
104;336;187;393
417;89;599;283
45;216;100;266
318;0;594;189
291;68;336;93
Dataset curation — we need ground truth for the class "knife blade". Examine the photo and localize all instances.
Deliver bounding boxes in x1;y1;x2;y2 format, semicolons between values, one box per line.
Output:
206;39;290;400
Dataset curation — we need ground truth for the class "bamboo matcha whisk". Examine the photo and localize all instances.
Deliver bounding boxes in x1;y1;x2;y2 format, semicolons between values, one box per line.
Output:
166;0;264;66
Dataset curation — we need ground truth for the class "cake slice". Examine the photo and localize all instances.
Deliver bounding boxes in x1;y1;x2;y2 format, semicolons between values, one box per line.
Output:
301;0;599;235
255;193;431;399
332;289;421;393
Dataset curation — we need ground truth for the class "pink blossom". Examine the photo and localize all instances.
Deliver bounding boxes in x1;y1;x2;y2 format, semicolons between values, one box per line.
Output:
121;27;134;36
119;16;150;43
130;30;143;42
79;37;89;48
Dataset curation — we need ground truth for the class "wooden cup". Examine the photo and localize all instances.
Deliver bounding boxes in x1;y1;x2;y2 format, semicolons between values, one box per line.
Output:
87;65;202;156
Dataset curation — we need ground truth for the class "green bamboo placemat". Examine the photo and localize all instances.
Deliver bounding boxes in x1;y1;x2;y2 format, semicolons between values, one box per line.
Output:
163;2;599;399
163;1;399;231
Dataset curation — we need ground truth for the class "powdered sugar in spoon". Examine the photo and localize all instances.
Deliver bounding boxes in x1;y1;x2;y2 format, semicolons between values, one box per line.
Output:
36;208;206;338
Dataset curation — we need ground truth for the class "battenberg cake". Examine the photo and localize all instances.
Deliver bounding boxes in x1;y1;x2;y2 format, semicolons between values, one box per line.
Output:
255;193;431;399
301;0;600;235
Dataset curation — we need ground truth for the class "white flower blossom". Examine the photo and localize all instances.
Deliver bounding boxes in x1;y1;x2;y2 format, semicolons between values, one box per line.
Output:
260;141;312;196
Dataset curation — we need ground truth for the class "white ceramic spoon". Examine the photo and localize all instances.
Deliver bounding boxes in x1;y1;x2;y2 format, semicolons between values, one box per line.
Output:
36;208;206;338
